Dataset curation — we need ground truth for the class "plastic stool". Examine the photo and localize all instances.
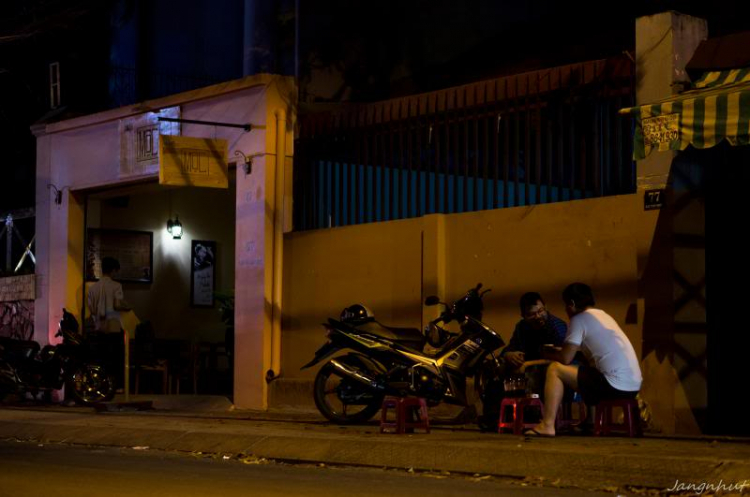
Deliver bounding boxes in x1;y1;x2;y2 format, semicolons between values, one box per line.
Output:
498;397;544;435
380;396;430;434
555;401;587;431
594;398;642;437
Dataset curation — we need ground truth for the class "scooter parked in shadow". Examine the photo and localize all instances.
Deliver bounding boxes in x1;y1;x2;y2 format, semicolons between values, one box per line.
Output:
0;309;115;405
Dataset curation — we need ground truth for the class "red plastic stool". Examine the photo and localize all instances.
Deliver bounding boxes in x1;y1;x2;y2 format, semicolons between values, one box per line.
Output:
498;397;544;435
555;401;587;431
594;398;642;437
380;396;430;434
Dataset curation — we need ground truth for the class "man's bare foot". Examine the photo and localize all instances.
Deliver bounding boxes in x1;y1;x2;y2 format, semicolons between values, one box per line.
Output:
526;422;555;437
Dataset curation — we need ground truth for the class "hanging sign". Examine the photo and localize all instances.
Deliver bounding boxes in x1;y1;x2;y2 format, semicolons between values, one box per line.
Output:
159;135;229;188
642;113;679;147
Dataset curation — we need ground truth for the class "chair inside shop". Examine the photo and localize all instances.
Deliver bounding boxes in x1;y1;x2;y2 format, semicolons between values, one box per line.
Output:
193;340;232;395
132;321;169;394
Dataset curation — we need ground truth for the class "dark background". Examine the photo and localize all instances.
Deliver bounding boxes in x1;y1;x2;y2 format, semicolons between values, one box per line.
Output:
1;0;748;213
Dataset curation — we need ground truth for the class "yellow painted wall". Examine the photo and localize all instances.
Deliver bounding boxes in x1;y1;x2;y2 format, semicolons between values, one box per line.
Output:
276;194;642;408
439;199;640;355
65;192;86;328
281;218;424;376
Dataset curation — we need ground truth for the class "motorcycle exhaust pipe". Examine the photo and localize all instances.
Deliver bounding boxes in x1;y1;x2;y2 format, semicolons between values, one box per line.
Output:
329;359;385;391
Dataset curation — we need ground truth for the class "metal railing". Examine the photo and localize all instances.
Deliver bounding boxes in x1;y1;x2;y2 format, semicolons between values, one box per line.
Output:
0;208;35;276
294;56;635;231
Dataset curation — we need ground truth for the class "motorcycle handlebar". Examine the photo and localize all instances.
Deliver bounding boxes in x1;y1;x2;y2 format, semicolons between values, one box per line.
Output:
424;283;490;330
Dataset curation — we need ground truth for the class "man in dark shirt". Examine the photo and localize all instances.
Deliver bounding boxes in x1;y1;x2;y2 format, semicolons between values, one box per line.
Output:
477;292;567;431
502;292;568;367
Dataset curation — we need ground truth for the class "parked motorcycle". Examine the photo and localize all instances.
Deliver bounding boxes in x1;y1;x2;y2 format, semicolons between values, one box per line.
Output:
302;283;505;424
0;308;116;405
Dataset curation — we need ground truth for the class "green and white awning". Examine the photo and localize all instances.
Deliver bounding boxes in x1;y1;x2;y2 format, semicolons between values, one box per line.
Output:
620;69;750;160
693;68;750;89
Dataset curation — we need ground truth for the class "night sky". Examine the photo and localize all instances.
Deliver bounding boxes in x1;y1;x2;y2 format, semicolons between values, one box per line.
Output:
1;0;748;214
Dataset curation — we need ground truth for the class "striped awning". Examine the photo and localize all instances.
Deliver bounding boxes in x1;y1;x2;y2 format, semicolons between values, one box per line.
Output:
619;69;750;160
693;68;750;88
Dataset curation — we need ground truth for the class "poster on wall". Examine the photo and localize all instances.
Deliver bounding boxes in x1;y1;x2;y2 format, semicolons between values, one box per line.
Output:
191;240;216;307
86;229;153;283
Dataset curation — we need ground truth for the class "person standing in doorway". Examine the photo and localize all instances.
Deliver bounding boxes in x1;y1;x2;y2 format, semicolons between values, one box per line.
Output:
87;257;131;390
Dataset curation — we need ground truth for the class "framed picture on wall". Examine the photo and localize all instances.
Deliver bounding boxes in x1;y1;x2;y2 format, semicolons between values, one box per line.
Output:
86;229;153;283
191;240;216;307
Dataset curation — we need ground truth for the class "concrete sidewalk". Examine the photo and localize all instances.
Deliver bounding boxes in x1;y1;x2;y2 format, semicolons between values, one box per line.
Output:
1;395;749;494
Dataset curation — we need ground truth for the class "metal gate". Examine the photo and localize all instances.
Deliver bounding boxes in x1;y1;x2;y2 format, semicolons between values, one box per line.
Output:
294;56;635;231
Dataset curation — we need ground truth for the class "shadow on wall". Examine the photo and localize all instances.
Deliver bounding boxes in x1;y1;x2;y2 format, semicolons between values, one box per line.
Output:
640;146;708;434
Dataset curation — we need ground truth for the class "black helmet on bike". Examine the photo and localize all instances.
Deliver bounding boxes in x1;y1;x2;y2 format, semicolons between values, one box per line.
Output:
340;304;375;325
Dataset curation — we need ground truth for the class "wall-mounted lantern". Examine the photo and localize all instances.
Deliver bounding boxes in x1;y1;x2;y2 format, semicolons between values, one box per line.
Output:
167;215;183;239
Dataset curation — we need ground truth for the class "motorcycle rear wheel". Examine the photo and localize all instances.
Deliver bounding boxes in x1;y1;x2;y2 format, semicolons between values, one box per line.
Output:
313;356;383;424
67;364;116;405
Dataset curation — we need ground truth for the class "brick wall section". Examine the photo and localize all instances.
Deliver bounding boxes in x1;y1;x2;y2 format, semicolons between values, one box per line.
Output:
0;275;36;302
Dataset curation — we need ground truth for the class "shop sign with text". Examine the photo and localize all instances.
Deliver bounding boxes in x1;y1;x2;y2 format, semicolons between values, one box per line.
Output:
159;135;229;188
642;113;679;147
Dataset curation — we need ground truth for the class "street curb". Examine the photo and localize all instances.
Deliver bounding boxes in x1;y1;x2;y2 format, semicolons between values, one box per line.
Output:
2;418;748;492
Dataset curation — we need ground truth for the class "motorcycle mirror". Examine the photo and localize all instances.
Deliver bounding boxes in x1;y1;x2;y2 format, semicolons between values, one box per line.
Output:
424;296;441;306
474;283;483;291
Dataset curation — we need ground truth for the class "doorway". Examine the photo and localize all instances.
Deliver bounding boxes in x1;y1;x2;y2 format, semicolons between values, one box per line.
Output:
705;142;750;435
83;177;236;397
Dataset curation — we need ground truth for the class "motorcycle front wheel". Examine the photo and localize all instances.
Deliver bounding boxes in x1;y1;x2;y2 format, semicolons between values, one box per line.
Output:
67;364;115;405
313;356;383;424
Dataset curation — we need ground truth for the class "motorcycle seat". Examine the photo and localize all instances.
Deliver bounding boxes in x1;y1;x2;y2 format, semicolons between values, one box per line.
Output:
0;337;40;359
354;321;426;349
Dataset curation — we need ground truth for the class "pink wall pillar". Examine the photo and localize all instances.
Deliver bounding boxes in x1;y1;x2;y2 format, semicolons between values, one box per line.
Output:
232;78;295;410
32;126;51;345
233;153;272;409
32;126;86;347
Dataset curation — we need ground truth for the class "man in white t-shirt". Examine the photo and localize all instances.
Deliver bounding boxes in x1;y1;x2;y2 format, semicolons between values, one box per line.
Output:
524;282;642;437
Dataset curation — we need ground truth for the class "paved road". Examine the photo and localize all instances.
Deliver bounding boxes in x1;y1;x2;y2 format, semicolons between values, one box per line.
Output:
0;440;626;497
